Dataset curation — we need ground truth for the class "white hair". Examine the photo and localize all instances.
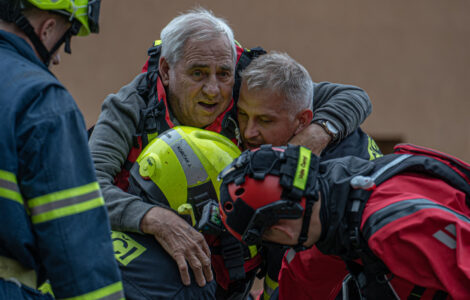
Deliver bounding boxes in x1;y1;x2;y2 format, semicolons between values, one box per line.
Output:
160;8;236;66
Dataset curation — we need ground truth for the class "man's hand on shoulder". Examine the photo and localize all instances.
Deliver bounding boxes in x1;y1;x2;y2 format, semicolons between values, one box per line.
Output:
289;123;331;156
140;206;213;287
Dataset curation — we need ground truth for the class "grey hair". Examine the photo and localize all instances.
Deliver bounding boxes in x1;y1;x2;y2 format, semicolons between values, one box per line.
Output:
240;52;314;112
160;8;237;66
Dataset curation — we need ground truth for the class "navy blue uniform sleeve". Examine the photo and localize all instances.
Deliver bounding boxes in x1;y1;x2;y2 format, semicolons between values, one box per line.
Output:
312;82;372;141
17;85;124;299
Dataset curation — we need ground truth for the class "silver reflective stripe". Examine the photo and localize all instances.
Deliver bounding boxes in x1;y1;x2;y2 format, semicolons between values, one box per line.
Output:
371;154;412;181
0;178;19;193
30;190;101;216
159;128;182;145
285;248;296;264
160;130;208;186
100;290;125;300
433;230;456;249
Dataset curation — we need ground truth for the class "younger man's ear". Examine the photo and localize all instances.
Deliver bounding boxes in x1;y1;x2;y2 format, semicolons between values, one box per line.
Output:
159;56;170;86
294;109;314;135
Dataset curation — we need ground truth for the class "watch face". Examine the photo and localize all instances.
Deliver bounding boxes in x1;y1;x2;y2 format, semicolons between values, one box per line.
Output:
325;121;338;135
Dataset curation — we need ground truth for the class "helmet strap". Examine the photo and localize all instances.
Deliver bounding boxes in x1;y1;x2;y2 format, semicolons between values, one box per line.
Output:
293;197;315;252
14;14;51;65
14;14;81;66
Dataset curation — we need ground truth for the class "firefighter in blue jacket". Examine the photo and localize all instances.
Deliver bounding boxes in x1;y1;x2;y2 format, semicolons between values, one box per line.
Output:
0;0;124;299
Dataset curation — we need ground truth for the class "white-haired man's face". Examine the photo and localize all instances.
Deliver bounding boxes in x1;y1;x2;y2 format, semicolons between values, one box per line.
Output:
160;36;235;128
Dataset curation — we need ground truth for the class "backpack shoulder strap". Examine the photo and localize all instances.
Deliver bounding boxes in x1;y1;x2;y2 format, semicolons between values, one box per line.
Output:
233;45;267;103
144;40;162;107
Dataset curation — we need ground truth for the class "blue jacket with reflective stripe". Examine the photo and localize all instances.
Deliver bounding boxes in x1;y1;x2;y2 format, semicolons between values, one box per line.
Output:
0;30;123;299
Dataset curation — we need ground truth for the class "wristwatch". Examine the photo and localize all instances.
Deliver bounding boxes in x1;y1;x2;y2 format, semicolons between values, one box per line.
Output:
316;120;339;141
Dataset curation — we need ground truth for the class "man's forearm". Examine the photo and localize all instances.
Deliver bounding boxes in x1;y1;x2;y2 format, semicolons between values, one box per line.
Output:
312;82;371;141
89;73;149;232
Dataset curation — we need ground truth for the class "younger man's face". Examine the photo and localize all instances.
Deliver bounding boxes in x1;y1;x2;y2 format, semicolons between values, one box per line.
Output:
237;82;302;149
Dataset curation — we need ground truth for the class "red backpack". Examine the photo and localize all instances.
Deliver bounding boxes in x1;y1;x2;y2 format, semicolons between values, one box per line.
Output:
340;144;470;299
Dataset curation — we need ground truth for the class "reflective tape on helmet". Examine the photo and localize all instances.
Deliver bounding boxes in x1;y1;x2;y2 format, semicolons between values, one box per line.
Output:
0;170;23;205
293;147;311;191
160;129;209;187
28;182;104;224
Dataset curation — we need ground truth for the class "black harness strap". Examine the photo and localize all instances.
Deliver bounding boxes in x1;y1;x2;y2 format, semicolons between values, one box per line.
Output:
145;43;162;106
219;233;246;281
342;188;399;300
232;47;266;103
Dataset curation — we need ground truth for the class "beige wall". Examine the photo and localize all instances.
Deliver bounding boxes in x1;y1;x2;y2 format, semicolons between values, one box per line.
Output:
53;0;470;161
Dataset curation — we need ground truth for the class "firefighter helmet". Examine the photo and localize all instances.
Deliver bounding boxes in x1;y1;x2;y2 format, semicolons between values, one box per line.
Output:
129;126;241;224
25;0;101;36
0;0;100;64
218;144;320;248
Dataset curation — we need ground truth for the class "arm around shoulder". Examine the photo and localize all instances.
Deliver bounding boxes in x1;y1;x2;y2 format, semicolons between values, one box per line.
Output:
312;82;372;141
89;73;153;232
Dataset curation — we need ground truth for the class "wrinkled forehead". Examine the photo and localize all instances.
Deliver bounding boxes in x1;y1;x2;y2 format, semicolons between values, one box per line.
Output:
180;36;235;68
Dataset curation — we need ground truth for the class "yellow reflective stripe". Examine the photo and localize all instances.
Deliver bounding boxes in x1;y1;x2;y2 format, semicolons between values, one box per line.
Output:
63;281;124;300
234;40;242;47
29;182;100;207
112;231;147;266
0;169;18;183
367;136;383;160
263;274;279;300
0;170;23;205
248;245;258;258
28;182;104;224
293;147;311;191
154;39;162;46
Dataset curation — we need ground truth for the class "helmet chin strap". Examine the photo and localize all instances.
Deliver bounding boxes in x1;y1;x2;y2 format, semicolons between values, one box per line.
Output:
292;196;315;252
14;14;80;66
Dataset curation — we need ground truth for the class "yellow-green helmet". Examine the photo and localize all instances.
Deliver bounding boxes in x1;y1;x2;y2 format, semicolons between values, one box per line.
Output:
0;0;100;65
25;0;100;36
129;126;241;223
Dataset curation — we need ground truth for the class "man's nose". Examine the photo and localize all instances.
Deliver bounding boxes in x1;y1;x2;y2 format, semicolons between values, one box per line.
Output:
243;119;259;140
202;74;220;99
